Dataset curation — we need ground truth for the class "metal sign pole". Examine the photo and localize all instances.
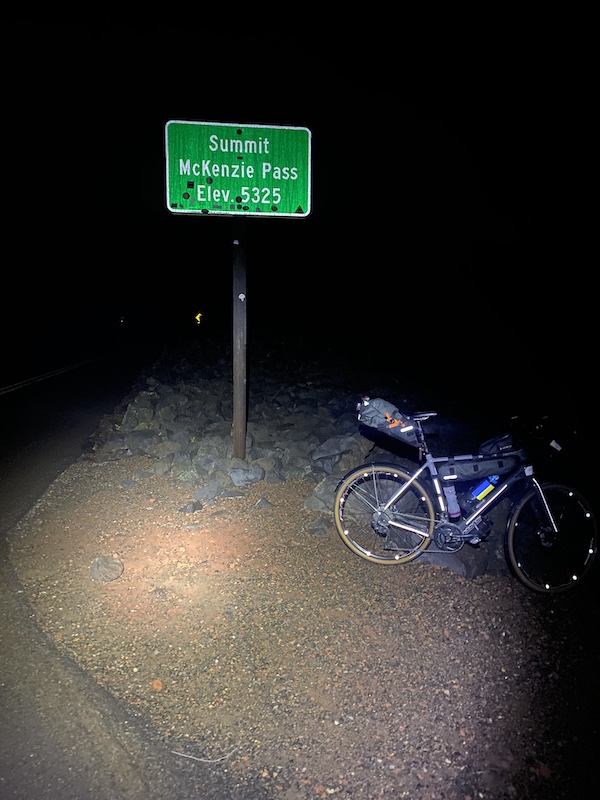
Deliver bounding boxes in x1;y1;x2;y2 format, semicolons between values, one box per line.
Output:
232;218;247;459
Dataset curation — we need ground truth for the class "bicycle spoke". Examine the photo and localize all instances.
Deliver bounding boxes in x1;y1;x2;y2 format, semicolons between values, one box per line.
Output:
507;484;597;593
334;465;435;565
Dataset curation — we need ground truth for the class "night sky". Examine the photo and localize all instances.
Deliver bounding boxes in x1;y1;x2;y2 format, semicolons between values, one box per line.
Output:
4;20;594;415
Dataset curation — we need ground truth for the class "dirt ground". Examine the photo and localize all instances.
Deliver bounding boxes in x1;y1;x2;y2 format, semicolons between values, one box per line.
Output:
8;454;599;799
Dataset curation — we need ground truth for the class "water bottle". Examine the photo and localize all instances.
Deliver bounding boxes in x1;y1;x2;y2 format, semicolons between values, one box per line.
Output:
443;484;462;518
470;475;500;502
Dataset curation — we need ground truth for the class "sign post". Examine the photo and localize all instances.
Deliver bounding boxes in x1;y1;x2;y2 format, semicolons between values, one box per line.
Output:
165;120;312;458
232;221;247;459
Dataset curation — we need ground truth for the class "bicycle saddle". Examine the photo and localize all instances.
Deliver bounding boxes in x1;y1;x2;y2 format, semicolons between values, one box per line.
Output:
412;411;437;421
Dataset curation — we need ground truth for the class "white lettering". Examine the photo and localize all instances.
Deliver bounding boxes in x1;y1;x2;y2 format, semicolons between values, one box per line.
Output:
197;185;232;203
201;160;255;179
179;160;204;177
183;159;297;182
208;134;270;154
261;163;298;180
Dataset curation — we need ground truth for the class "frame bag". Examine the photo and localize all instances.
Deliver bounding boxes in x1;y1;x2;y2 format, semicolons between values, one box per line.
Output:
437;455;522;482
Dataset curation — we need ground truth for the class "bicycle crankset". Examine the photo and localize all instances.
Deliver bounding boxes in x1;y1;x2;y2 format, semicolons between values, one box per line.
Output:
434;518;493;550
433;522;465;552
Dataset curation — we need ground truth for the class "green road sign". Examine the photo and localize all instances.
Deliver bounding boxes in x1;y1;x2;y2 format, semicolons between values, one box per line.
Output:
165;120;311;218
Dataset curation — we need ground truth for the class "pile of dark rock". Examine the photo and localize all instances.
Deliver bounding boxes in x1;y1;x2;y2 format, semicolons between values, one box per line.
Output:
86;338;509;579
89;342;383;512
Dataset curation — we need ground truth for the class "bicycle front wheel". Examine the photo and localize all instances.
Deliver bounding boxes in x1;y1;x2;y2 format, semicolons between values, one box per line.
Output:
333;463;435;565
505;482;598;593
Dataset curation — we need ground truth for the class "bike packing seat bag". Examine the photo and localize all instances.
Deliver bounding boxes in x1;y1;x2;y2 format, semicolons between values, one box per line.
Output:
437;454;521;482
356;397;420;448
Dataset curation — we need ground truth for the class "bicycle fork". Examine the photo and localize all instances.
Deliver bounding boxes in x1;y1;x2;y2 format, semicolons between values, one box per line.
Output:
529;477;559;536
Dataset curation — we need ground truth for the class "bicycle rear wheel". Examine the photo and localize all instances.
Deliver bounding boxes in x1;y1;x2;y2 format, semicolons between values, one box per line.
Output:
333;463;435;564
505;482;598;593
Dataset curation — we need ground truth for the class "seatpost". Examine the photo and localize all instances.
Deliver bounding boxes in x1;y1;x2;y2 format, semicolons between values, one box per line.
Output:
416;421;428;458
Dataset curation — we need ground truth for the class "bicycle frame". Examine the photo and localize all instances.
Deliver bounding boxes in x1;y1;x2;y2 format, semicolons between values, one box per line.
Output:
379;452;537;541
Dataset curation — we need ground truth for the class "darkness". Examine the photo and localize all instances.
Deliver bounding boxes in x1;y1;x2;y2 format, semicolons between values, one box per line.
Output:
3;20;595;426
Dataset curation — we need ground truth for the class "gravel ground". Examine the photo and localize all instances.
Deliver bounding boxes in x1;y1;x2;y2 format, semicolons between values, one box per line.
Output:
8;451;599;800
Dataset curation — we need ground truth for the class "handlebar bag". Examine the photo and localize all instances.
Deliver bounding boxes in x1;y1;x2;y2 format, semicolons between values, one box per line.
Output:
356;397;420;448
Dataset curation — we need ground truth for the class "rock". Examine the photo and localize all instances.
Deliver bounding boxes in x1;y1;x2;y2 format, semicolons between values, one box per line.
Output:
177;501;203;514
90;556;124;582
230;465;266;487
305;517;331;535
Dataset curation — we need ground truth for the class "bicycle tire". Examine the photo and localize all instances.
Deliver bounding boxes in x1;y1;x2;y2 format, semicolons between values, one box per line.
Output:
505;482;598;593
333;463;435;565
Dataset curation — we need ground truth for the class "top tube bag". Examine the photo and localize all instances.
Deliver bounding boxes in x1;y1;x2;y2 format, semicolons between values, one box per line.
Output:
356;397;421;448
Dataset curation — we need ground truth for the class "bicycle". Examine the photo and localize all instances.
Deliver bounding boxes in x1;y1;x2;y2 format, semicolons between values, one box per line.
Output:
333;397;597;594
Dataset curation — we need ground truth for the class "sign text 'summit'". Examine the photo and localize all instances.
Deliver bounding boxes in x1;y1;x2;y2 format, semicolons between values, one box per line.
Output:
208;134;270;154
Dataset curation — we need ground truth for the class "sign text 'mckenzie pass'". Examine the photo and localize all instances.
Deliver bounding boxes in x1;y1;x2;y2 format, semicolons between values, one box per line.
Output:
178;158;300;181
